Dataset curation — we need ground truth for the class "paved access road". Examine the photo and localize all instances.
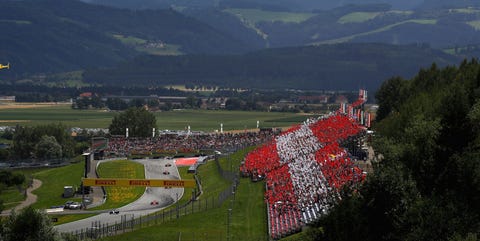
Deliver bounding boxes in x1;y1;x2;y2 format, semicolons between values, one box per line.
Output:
55;158;184;233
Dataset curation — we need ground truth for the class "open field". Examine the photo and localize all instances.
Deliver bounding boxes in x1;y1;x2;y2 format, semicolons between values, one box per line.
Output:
224;8;315;24
0;105;310;131
313;19;437;44
338;12;381;24
0;102;70;110
113;34;182;55
337;10;414;24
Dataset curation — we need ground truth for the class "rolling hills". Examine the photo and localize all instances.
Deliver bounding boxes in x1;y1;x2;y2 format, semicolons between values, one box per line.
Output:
1;0;479;91
83;43;460;91
0;0;255;79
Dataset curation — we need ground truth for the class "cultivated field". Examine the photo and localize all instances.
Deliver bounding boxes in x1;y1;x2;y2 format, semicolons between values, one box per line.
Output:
0;105;313;131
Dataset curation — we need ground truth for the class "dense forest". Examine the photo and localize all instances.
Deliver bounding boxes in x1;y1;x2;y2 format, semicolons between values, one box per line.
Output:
299;59;480;240
83;43;459;91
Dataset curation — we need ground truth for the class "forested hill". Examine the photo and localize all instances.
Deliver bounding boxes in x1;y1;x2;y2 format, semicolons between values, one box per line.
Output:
83;43;460;91
0;0;254;78
86;0;423;11
307;59;480;241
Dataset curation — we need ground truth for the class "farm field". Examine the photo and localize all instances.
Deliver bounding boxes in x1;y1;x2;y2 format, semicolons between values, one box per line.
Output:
0;105;312;131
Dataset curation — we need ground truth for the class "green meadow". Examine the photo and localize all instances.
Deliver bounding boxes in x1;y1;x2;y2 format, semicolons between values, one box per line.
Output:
95;160;145;210
31;162;85;209
467;20;480;30
338;10;414;24
338;12;381;24
314;19;438;44
0;106;310;131
224;8;315;24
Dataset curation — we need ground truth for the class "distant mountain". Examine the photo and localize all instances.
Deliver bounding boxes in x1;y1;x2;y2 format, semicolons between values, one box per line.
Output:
419;0;480;10
0;0;255;79
219;0;423;11
86;0;423;11
181;8;267;49
83;43;460;91
253;4;480;49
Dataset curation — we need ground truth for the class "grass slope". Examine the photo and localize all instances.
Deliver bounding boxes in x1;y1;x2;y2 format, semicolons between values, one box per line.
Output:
313;19;438;44
99;148;267;241
31;162;84;209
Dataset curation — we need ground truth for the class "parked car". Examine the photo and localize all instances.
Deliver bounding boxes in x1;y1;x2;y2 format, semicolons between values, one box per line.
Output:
65;201;81;209
109;209;119;214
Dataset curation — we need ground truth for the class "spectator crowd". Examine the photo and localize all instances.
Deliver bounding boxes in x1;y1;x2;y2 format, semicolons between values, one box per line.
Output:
103;131;277;157
241;113;366;239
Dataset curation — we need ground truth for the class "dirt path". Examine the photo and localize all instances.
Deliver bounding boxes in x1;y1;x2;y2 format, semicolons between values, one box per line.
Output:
1;179;42;215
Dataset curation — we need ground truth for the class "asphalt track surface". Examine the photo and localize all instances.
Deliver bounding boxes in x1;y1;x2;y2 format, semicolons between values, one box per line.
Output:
55;158;184;233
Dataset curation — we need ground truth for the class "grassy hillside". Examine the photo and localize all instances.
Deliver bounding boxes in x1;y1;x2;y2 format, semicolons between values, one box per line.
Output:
315;19;437;44
255;5;480;50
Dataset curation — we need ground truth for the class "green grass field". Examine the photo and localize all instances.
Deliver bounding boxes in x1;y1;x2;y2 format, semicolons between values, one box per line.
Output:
224;8;315;24
451;8;480;14
31;162;84;209
95;160;145;210
0;106;308;131
314;19;437;44
338;12;381;24
467;20;480;30
338;10;415;24
112;34;182;55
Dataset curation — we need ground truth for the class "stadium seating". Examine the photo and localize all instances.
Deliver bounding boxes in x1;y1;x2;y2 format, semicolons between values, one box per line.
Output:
242;111;367;239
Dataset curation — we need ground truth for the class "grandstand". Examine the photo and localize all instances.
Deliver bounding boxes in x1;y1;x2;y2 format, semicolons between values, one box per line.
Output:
241;89;369;239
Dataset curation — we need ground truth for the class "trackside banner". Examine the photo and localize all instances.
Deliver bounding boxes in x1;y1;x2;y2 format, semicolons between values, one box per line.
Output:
82;178;195;188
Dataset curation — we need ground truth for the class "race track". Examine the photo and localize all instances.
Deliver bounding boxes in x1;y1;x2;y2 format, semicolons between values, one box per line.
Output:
55;158;184;233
